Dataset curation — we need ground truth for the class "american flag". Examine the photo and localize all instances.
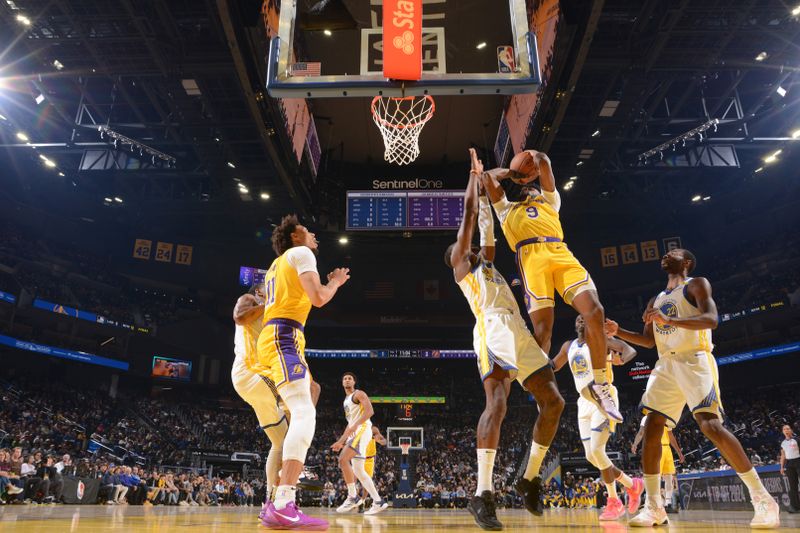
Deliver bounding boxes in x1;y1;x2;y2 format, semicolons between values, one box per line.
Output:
364;281;394;300
291;62;321;77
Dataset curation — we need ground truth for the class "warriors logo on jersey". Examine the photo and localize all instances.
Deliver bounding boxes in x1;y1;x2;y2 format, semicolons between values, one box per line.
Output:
653;302;678;335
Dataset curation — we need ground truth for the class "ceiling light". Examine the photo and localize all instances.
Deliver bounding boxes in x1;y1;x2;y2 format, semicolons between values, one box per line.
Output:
260;192;270;200
791;129;800;139
793;5;800;15
44;159;56;168
114;197;123;203
227;161;236;168
702;196;711;201
771;149;782;157
0;113;7;121
214;137;220;142
34;93;45;105
776;86;787;98
16;132;28;141
52;59;64;70
476;42;487;50
569;176;578;181
323;29;332;36
239;186;249;194
754;52;768;62
691;195;702;202
58;172;64;176
16;14;30;25
563;182;574;190
576;161;583;166
591;129;600;137
754;167;763;173
104;197;112;203
338;236;348;244
764;155;778;164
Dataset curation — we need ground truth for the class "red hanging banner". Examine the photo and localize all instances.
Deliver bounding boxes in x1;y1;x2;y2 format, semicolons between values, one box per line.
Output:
383;0;423;80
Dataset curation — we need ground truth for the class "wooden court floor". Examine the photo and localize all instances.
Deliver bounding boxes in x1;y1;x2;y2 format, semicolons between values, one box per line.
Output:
1;505;799;532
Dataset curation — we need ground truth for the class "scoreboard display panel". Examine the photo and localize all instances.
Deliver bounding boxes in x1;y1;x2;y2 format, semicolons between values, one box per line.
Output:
346;190;465;231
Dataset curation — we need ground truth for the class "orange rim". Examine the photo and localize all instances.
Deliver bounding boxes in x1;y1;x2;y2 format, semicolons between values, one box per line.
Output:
371;95;436;130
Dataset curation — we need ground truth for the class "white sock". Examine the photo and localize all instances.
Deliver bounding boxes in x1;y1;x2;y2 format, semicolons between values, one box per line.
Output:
737;468;770;501
605;482;618;500
593;368;608;384
523;441;549;480
347;482;357;498
616;471;633;488
476;448;497;495
273;485;296;510
663;474;674;502
643;474;662;509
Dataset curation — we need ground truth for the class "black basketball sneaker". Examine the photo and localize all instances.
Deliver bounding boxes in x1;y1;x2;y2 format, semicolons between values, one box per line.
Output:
515;476;544;516
468;490;503;531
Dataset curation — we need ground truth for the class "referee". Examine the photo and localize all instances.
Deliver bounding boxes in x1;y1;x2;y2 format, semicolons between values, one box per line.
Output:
780;423;800;513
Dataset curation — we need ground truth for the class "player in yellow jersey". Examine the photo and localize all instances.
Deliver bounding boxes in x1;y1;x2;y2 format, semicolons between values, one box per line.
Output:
447;149;563;527
632;419;684;514
480;152;621;424
232;284;322;517
254;215;350;530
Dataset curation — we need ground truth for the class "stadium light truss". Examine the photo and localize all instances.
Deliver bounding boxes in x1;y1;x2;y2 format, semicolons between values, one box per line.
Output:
638;119;720;162
97;126;176;166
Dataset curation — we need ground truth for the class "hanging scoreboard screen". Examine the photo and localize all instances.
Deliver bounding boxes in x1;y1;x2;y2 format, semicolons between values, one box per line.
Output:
346;190;465;231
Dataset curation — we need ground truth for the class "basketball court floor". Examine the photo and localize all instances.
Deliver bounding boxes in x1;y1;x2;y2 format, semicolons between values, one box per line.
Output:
1;506;798;532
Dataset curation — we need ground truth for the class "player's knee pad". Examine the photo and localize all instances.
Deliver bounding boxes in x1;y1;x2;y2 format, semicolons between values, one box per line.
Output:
279;380;316;463
589;443;613;471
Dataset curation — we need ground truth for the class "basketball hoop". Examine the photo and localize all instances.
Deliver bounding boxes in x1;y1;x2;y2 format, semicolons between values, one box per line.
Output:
371;95;435;166
399;442;411;456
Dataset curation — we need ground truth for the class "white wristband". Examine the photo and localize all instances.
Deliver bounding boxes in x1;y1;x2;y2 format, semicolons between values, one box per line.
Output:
478;197;495;247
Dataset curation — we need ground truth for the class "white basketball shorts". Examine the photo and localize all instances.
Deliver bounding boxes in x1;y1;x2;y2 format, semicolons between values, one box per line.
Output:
473;310;550;386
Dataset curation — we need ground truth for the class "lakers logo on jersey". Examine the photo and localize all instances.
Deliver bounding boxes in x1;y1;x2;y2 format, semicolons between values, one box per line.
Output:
654;301;678;335
570;353;590;377
292;364;305;375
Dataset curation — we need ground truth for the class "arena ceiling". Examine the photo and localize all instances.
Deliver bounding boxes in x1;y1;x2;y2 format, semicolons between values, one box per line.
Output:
0;0;798;241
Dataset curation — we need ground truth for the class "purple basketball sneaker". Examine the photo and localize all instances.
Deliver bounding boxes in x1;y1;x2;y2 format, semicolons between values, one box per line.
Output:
262;501;329;531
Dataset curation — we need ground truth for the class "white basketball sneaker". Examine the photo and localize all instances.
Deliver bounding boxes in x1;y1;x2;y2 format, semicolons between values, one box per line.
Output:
583;381;623;423
364;499;389;515
336;495;361;513
751;495;780;529
629;503;668;527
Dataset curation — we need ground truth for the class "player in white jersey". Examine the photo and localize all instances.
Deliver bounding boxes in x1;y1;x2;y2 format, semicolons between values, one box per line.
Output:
232;285;321;518
331;372;388;515
446;149;563;528
552;316;644;520
606;248;780;528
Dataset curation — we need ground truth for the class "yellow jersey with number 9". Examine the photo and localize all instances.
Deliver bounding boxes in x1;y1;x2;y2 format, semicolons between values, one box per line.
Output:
495;193;564;250
262;246;317;327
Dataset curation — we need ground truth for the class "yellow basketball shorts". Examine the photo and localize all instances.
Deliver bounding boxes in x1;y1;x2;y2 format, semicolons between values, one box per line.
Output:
660;445;676;475
252;318;309;389
515;241;596;312
364;457;375;477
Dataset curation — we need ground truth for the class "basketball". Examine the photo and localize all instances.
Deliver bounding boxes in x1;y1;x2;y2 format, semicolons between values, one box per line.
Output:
509;151;538;183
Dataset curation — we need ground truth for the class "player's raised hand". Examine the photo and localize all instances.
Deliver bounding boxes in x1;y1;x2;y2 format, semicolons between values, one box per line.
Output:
468;148;483;174
330;441;344;452
604;319;619;336
328;267;350;286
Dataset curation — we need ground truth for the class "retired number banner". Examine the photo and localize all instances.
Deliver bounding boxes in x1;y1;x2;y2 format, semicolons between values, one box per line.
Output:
383;0;422;80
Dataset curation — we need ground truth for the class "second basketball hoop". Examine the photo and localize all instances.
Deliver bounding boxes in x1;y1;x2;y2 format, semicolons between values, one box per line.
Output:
371;95;435;166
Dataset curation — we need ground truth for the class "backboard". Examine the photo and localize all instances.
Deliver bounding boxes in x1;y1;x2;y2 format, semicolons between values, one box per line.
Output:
264;0;540;98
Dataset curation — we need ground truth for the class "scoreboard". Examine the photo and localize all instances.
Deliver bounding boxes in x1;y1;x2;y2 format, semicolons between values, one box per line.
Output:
346;190;465;231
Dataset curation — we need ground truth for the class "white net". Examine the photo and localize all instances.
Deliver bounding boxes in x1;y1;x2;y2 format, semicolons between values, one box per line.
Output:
371;95;435;165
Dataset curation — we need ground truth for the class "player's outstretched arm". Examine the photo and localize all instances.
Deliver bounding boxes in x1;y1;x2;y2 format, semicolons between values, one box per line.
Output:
551;340;571;372
298;268;350;308
605;318;655;349
608;336;637;365
233;294;264;325
451;149;481;281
